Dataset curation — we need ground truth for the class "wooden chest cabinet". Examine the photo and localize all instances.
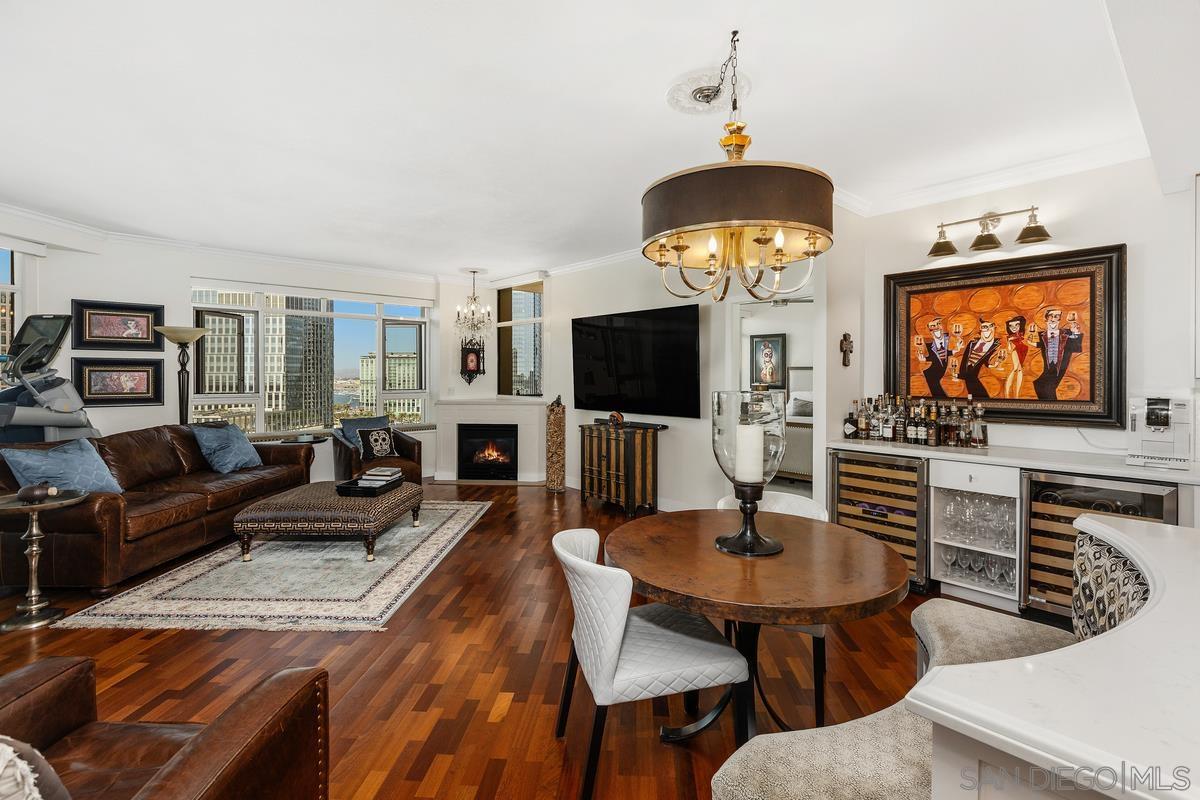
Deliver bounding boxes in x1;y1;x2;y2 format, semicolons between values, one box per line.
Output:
579;421;666;517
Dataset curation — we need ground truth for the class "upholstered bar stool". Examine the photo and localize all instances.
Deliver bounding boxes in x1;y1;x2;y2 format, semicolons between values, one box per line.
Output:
710;528;1152;800
717;491;831;727
552;528;749;800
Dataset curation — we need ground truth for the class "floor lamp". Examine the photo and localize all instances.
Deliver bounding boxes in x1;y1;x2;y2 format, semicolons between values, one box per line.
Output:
154;326;209;425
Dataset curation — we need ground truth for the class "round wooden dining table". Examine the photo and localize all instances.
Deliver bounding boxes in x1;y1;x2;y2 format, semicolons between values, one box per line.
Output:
604;508;910;745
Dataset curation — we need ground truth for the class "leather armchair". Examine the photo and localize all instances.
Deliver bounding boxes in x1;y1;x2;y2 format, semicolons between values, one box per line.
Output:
0;657;329;800
332;426;421;482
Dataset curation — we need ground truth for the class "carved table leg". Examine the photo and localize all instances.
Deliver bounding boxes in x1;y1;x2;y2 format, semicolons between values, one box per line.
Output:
412;505;421;528
239;533;253;562
365;535;376;562
1;511;66;632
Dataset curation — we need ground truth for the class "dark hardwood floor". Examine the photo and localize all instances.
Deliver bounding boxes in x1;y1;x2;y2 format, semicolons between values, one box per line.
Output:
0;484;926;799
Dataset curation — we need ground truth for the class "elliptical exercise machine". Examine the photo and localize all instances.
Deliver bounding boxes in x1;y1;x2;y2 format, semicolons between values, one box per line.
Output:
0;314;100;443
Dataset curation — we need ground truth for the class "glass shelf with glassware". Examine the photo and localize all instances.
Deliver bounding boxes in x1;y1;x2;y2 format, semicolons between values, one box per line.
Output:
929;479;1022;607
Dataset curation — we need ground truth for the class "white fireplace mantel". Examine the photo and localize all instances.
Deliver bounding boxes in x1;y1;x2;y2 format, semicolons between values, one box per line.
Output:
435;400;547;483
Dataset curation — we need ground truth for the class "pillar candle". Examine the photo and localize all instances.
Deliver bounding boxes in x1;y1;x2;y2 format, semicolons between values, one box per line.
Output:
734;423;764;483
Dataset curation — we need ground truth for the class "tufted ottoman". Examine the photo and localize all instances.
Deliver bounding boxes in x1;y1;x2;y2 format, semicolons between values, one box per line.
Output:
233;480;423;562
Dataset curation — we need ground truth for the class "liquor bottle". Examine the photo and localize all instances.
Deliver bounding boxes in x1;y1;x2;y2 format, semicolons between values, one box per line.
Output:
893;397;906;443
958;403;972;447
844;400;858;439
927;404;939;447
974;403;988;448
905;398;917;444
881;398;894;441
857;400;869;439
869;397;883;440
915;401;927;445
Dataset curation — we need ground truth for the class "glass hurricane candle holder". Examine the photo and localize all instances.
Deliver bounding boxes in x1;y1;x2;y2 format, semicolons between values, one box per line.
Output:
712;389;786;556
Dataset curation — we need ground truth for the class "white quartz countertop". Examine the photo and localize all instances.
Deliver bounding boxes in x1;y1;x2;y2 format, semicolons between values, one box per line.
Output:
827;439;1200;486
906;514;1200;799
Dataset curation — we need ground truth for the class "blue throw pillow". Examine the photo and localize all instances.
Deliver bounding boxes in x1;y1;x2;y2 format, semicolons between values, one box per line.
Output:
189;423;263;474
339;415;390;452
1;438;123;494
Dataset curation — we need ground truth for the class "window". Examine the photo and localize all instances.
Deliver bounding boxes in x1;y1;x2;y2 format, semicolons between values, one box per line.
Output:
190;287;428;432
0;250;15;355
497;281;543;396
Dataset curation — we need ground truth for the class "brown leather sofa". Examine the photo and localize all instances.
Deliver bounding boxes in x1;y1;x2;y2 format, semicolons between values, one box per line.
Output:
0;656;328;800
332;424;421;482
0;425;313;594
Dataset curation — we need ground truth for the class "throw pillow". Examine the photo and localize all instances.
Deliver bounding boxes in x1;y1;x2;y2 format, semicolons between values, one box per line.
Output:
357;427;398;460
189;423;263;474
0;735;70;800
0;438;123;494
338;415;390;452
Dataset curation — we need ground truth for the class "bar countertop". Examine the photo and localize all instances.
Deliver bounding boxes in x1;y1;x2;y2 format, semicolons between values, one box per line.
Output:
905;514;1200;799
827;438;1200;486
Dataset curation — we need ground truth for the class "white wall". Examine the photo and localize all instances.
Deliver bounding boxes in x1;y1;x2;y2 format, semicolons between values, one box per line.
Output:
858;158;1195;454
16;234;435;436
542;258;734;511
815;207;868;502
739;301;816;389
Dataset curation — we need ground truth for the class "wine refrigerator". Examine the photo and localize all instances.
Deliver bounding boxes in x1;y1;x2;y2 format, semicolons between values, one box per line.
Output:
1021;471;1177;616
829;450;929;589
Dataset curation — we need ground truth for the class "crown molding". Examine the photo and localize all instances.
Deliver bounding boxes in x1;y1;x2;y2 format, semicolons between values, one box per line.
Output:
104;231;437;283
546;248;643;277
866;137;1151;216
833;188;871;217
0;200;436;282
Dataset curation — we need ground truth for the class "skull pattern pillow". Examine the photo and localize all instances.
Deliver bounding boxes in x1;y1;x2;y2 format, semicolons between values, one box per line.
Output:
356;427;399;460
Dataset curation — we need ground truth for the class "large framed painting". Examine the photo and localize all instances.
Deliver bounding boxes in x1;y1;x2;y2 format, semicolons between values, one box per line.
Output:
884;245;1125;427
71;299;164;351
72;358;164;406
749;333;787;390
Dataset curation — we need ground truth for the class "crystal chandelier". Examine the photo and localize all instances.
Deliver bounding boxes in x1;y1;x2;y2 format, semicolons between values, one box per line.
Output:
455;269;493;335
641;31;835;302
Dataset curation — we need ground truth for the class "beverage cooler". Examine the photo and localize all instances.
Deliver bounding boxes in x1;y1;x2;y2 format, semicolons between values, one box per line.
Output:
1022;471;1178;616
829;451;928;589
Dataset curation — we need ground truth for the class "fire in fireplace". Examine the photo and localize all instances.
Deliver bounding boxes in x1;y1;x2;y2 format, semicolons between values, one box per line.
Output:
457;423;518;481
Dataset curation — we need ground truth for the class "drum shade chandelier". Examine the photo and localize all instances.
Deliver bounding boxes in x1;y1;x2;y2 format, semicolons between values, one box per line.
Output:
642;31;835;302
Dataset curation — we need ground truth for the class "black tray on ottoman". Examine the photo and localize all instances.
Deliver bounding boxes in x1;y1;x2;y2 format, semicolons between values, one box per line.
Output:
336;474;405;497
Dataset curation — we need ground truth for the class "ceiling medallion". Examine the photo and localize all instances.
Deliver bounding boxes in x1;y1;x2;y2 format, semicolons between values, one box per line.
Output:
643;31;835;302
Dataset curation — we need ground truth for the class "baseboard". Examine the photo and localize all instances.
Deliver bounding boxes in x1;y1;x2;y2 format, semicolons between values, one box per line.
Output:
430;479;547;487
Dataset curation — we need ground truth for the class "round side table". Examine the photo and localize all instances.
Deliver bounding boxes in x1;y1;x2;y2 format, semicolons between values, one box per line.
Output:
0;489;89;632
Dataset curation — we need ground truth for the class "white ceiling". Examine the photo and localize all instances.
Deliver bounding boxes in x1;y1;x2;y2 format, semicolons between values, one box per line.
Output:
0;1;1147;277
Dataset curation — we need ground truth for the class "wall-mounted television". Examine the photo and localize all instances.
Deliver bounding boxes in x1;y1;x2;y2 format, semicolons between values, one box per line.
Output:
571;304;701;419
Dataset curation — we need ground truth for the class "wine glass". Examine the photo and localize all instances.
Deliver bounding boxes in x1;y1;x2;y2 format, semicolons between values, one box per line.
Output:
957;547;973;579
942;493;959;542
940;545;957;578
970;552;986;584
985;555;1001;587
979;500;998;548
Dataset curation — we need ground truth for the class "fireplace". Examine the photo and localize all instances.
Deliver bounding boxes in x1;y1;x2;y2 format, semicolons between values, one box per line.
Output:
457;423;518;481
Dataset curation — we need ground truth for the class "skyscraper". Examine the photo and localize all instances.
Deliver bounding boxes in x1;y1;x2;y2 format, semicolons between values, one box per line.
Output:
358;351;421;421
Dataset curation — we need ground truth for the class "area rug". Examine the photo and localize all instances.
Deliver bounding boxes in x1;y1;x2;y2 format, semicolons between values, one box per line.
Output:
55;499;490;632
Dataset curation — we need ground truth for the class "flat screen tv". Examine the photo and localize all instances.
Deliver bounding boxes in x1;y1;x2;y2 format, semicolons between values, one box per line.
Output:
571;304;701;419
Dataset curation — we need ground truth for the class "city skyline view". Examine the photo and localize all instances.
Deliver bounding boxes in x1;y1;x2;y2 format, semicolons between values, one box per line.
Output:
191;289;423;431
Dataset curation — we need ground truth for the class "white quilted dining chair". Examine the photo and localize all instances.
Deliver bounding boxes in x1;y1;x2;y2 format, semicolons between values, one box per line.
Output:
717;490;832;727
552;528;749;800
717;490;830;522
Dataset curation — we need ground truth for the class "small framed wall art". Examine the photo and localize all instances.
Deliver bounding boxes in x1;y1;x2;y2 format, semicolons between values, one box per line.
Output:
71;300;165;351
748;333;787;390
72;357;164;406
